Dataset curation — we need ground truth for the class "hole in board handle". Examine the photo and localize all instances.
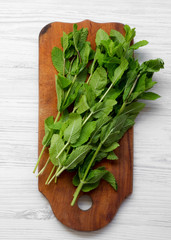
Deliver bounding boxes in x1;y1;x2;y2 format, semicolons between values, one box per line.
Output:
77;195;93;211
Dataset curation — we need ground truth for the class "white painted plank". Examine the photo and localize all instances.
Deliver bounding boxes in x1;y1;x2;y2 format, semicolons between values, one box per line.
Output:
0;0;171;239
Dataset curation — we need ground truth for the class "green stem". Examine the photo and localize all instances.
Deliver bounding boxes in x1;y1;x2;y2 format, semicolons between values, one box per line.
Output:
62;75;77;107
45;165;55;185
54;111;61;123
86;74;92;84
55;141;69;159
71;143;102;206
63;58;65;76
36;157;50;177
33;144;47;173
47;165;64;185
99;82;113;103
55;166;66;177
82;82;114;126
71;181;84;206
117;102;126;116
82;112;93;125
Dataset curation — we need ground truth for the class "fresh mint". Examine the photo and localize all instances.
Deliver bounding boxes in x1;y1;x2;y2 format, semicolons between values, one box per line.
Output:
34;24;164;209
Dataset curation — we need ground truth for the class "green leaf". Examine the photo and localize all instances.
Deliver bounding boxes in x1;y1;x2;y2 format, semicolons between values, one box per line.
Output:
94;48;105;66
122;102;145;115
42;116;54;146
90;115;112;144
145;77;157;91
57;73;72;89
95;29;109;46
139;92;160;100
79;42;91;69
110;29;125;44
107;151;118;160
123;59;140;101
62;82;82;111
101;142;119;152
76;68;88;83
124;25;136;43
51;47;64;74
112;116;136;143
95;152;107;162
70;56;79;75
91;99;117;119
103;171;118;190
64;113;82;144
49;134;66;166
85;167;107;183
73;24;79;53
111;57;128;85
101;39;116;57
75;95;90;114
63;145;91;170
105;87;123;101
55;75;64;111
100;115;127;147
84;84;96;108
72;121;96;147
130;40;148;50
82;181;100;192
141;58;164;72
127;73;146;102
62;32;69;53
78;28;88;50
72;173;80;186
89;66;108;97
49;121;62;130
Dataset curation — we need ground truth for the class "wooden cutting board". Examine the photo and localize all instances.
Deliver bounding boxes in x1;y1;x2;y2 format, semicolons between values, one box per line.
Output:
38;20;133;231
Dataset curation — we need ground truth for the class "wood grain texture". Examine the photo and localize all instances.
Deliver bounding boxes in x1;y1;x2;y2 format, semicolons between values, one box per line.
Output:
0;0;171;239
38;20;133;231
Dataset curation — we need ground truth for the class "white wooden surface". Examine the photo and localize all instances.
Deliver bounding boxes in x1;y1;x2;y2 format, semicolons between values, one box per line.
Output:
0;0;171;239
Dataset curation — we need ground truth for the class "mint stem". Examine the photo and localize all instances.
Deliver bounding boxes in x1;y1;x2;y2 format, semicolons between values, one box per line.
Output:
47;165;63;185
36;157;50;177
33;144;46;173
45;165;55;185
71;143;102;206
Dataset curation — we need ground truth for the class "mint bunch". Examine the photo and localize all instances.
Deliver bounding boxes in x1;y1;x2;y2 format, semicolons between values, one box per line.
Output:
34;24;164;206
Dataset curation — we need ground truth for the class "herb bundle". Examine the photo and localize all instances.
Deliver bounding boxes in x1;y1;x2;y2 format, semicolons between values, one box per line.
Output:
34;24;164;206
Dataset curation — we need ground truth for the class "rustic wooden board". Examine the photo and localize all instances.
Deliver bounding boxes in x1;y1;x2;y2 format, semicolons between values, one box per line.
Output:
38;20;133;231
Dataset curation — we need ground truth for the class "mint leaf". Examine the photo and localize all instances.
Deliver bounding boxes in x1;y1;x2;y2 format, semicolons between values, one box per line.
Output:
51;47;64;74
107;151;118;160
124;25;136;43
139;92;160;100
91;99;117;119
110;29;125;44
49;134;66;166
75;95;90;114
111;57;128;85
42;116;54;146
141;58;164;72
62;32;69;53
130;40;148;50
101;142;119;152
64;113;82;144
82;181;100;192
63;145;91;170
89;67;108;97
103;171;118;190
55;75;64;111
90;115;111;144
85;167;107;183
72;121;96;147
95;29;109;46
57;73;72;89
